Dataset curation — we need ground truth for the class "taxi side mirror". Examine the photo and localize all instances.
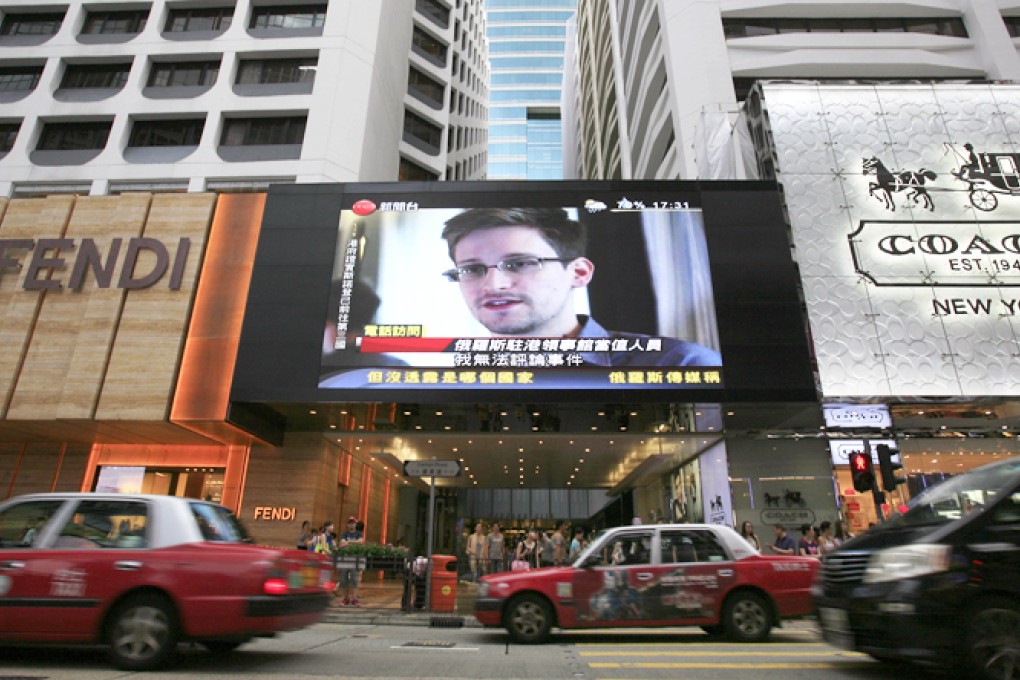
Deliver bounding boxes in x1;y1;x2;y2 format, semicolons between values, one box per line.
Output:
580;554;601;569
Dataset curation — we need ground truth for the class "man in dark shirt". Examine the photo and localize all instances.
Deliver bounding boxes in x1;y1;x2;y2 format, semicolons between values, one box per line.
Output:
769;524;797;555
440;207;720;367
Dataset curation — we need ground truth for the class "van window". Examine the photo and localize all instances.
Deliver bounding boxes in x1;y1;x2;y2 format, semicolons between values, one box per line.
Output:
891;459;1020;528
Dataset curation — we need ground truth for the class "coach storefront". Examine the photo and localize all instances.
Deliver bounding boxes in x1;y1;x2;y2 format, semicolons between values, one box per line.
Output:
749;81;1020;529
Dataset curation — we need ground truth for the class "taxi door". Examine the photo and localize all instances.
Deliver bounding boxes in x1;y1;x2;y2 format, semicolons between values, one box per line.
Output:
572;529;657;627
5;499;152;639
0;498;68;637
645;529;736;624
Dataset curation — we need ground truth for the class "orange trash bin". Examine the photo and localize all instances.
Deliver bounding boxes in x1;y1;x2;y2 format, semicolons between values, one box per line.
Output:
430;555;458;612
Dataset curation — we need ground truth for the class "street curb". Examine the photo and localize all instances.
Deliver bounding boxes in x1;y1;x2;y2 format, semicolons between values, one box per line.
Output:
323;610;482;628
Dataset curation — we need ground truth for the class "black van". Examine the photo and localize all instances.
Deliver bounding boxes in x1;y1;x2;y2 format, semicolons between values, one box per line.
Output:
815;458;1020;679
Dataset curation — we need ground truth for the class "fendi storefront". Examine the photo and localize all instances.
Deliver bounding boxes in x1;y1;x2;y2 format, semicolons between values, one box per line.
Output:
0;192;405;549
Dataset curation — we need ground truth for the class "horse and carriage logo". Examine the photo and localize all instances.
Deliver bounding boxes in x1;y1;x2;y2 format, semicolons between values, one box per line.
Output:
763;489;806;508
863;143;1020;213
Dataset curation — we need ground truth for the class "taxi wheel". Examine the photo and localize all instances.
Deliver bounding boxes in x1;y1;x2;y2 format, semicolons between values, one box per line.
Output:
505;594;553;644
965;601;1020;680
106;593;180;671
722;591;772;642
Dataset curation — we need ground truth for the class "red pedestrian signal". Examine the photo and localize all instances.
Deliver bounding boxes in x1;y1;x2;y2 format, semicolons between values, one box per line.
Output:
849;451;876;493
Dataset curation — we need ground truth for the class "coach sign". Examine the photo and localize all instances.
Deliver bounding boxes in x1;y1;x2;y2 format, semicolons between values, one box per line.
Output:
0;236;192;291
754;82;1020;398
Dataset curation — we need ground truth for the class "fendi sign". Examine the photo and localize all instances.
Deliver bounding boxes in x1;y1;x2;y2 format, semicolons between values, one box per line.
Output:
0;237;192;291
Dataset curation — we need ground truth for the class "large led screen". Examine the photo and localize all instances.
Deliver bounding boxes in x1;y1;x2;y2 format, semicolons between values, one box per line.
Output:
319;187;722;391
231;180;815;405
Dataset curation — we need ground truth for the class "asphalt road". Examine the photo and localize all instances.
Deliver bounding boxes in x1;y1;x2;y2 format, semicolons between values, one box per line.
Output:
0;622;954;680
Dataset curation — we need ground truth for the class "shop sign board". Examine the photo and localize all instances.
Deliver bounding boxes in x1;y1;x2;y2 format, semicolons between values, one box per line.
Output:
757;82;1020;397
403;460;461;478
253;506;297;521
823;404;891;429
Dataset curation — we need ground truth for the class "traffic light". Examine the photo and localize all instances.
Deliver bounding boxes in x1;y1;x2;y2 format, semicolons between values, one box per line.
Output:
877;444;906;492
849;451;875;493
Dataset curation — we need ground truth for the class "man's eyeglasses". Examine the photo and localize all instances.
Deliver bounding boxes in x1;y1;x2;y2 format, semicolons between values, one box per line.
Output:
443;256;572;283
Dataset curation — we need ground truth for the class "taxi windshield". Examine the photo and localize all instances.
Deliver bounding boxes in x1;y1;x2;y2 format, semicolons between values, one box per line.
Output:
890;458;1020;528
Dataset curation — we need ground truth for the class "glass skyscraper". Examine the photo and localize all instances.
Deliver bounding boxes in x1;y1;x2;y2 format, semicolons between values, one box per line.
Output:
485;0;576;179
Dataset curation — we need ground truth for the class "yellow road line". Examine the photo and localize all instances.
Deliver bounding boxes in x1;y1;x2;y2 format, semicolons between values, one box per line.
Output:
578;642;829;648
589;662;876;669
580;650;865;657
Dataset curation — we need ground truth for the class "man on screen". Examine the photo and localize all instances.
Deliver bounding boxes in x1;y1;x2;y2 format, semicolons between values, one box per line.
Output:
440;207;721;367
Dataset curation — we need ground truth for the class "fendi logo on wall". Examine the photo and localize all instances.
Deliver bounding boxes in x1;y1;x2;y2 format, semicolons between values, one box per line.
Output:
0;237;191;291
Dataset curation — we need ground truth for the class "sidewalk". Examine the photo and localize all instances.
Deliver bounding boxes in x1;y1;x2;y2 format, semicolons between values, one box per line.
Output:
323;573;481;627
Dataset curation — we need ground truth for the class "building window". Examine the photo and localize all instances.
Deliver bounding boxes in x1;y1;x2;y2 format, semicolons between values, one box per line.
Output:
165;6;233;32
129;118;205;146
402;109;443;154
412;25;447;65
81;10;149;35
0;65;44;92
236;57;316;84
399;157;438;181
148;60;220;87
0;122;20;152
0;11;64;36
37;121;112;151
408;66;444;108
220;116;306;145
722;16;968;38
415;0;450;28
60;63;131;89
249;4;326;29
1005;16;1020;37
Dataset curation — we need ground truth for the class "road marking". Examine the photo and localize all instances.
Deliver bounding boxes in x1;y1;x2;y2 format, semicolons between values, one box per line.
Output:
589;662;877;669
578;641;830;648
580;650;865;657
388;645;479;651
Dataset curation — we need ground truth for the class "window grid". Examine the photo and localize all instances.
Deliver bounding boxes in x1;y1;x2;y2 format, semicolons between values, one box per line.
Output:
0;66;43;92
37;121;112;151
60;63;132;89
0;12;64;36
0;122;20;152
165;7;234;32
403;109;443;151
148;61;220;87
412;26;448;64
82;10;149;35
236;57;316;85
722;16;969;38
129;118;205;147
220;116;307;145
249;5;326;29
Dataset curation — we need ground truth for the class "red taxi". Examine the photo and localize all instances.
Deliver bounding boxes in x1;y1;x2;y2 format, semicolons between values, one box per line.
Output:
475;523;817;643
0;493;332;670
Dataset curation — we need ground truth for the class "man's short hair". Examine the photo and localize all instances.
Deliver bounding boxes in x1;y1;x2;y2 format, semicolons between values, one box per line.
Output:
441;208;587;261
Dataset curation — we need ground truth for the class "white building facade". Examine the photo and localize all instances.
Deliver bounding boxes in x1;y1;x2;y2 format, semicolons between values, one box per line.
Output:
0;0;489;196
567;0;1020;180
